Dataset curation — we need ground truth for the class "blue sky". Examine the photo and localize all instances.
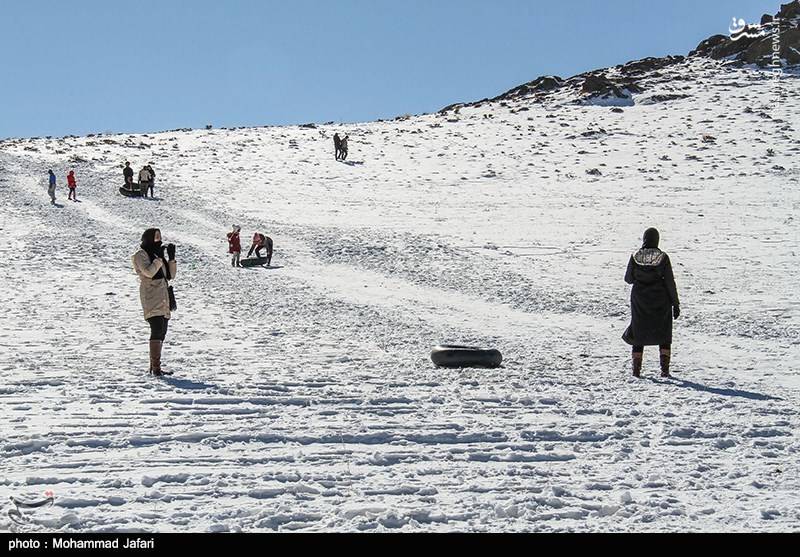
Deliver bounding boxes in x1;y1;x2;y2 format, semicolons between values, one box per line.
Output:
1;0;780;139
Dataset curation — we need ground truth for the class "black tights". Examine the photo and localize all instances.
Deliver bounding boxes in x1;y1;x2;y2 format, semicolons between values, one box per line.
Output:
147;316;169;341
632;344;670;353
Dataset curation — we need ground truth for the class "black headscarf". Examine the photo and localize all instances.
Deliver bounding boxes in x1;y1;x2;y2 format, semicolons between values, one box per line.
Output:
140;228;170;280
642;228;660;249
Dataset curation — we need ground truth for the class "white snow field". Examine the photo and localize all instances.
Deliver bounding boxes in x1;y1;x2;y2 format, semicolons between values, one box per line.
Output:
0;57;799;532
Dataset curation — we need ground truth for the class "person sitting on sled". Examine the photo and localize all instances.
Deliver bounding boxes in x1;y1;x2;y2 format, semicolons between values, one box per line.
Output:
247;232;273;266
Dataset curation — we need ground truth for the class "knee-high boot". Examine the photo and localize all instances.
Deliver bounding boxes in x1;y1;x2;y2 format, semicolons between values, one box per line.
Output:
149;340;163;376
632;353;643;378
660;349;671;378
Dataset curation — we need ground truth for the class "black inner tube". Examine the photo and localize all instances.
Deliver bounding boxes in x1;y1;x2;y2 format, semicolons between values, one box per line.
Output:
430;345;502;369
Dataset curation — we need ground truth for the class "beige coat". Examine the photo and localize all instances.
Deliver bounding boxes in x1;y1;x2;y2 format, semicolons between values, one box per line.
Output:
132;249;177;320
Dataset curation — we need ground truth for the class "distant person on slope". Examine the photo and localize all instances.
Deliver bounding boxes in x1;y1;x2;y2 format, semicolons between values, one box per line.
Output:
340;135;349;161
132;228;177;377
123;162;134;189
622;228;680;378
138;166;152;196
145;164;156;198
47;170;57;205
333;133;342;160
247;232;273;266
227;225;242;267
66;170;77;201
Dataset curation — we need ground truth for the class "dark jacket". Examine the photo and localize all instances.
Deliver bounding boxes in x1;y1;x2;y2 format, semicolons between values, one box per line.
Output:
123;166;134;179
623;248;679;346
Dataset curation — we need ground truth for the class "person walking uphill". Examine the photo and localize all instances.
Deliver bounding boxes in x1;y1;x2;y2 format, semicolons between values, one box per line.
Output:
623;228;680;378
66;170;77;201
132;228;177;377
47;170;57;205
227;225;242;267
333;133;342;160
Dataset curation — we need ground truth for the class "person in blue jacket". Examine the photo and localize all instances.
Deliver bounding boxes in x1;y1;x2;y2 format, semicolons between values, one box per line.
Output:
47;170;57;205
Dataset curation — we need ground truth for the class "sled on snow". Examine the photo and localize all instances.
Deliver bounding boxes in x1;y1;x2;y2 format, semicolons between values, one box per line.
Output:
240;257;272;268
430;345;503;369
119;183;145;197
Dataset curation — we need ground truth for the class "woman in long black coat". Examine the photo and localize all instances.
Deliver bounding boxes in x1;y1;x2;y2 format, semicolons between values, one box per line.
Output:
623;228;680;377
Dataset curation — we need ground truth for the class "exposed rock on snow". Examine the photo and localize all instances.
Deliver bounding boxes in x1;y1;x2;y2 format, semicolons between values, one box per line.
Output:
442;2;799;114
690;1;800;67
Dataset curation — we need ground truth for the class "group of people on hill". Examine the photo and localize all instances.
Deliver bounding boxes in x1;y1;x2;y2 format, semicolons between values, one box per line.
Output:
45;162;157;204
226;225;274;267
46;169;78;204
45;144;678;383
130;224;277;376
333;133;349;161
132;223;679;379
123;162;157;197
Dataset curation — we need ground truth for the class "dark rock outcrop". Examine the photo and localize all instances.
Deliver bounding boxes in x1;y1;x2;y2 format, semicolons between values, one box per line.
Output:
491;75;564;102
579;73;642;100
691;34;729;57
744;28;800;65
435;0;798;114
619;56;685;76
582;75;627;98
779;0;800;20
689;0;800;67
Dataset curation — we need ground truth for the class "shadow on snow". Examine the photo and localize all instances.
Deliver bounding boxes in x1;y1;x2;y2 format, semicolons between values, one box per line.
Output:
647;377;781;401
160;377;218;391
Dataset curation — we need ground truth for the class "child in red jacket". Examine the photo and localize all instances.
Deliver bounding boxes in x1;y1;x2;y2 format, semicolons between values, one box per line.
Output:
227;225;242;267
67;170;77;201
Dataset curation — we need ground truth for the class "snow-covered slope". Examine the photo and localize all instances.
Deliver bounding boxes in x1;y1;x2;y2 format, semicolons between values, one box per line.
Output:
1;47;799;532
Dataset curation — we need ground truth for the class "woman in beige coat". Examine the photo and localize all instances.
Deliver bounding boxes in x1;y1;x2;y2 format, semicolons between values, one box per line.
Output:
132;228;177;376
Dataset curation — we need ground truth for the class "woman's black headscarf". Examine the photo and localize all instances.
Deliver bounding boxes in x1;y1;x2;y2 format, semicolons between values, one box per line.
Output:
642;228;660;249
140;228;170;280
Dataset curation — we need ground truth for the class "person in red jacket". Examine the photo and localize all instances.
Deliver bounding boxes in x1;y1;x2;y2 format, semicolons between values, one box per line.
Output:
247;232;273;266
227;225;242;267
66;170;77;201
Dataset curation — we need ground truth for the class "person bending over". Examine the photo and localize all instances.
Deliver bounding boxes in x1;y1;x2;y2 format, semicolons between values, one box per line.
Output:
247;232;273;266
